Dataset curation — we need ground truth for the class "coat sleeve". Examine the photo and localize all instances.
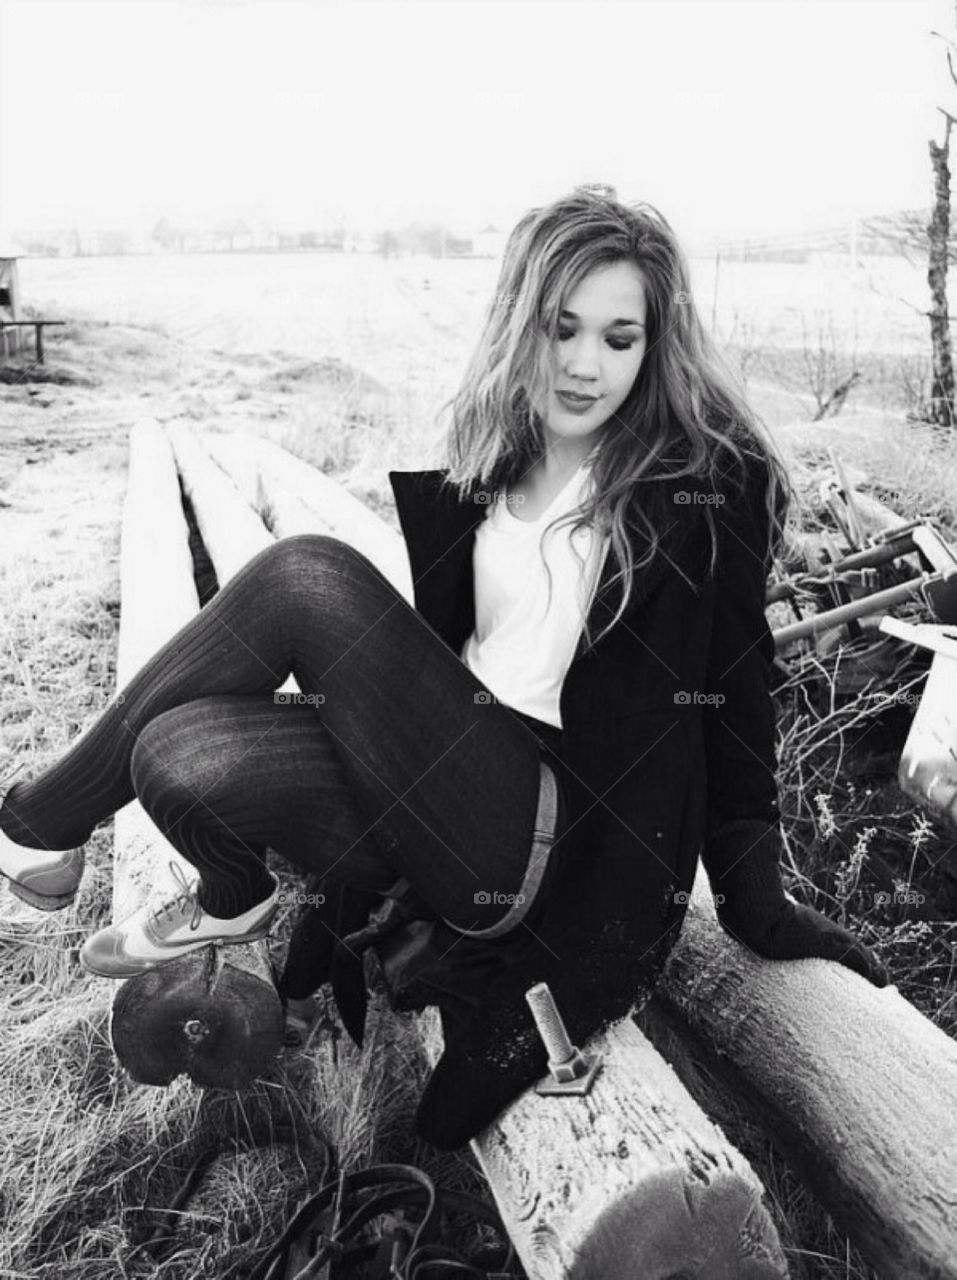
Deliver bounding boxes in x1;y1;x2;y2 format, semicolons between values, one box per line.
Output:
700;453;782;875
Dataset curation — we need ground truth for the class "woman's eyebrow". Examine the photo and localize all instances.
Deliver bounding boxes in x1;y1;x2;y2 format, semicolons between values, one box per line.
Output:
560;309;646;328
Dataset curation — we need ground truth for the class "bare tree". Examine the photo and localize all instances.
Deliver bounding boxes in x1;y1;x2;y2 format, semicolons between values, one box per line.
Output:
927;21;957;426
861;18;957;426
800;311;861;421
928;129;956;424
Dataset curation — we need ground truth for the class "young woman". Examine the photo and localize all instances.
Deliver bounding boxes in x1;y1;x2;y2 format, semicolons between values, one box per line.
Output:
0;186;886;1149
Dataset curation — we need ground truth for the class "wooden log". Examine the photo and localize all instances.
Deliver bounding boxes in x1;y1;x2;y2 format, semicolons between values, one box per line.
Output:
412;1001;787;1279
202;430;414;603
112;419;202;923
221;443;788;1277
164;422;276;582
109;419;285;1089
656;872;957;1280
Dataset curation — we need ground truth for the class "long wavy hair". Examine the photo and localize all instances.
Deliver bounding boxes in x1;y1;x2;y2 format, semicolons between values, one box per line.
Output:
437;185;794;652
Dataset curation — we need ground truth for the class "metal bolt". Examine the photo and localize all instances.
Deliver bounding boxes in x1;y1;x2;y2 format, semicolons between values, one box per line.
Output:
526;982;575;1066
525;982;603;1095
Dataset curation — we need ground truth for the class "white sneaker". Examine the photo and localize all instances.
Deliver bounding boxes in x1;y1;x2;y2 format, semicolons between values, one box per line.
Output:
0;778;85;912
80;868;281;978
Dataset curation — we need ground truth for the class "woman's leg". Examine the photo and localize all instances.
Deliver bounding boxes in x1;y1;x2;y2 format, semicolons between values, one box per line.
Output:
127;692;407;913
1;535;548;931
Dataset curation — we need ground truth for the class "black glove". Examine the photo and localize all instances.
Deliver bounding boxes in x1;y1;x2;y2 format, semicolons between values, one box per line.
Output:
705;819;888;989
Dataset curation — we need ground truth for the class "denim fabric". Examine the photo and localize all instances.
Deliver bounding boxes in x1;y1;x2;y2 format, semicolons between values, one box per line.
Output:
0;536;564;931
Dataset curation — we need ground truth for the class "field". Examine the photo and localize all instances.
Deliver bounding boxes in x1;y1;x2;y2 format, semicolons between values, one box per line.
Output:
0;249;955;1279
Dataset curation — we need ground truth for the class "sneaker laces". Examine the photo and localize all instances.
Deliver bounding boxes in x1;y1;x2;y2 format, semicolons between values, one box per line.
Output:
149;862;204;937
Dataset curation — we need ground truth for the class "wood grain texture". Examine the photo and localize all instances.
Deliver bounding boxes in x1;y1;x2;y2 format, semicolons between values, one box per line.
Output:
203;429;414;601
414;1005;788;1280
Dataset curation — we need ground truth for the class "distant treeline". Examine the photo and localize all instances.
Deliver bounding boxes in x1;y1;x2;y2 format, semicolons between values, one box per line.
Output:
10;220;501;260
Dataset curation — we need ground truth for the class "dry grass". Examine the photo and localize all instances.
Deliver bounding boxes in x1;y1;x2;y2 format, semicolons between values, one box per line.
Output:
0;303;955;1278
0;320;489;1279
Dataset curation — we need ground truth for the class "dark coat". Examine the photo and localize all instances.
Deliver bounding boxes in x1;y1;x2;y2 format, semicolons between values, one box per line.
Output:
278;451;784;1041
382;453;782;999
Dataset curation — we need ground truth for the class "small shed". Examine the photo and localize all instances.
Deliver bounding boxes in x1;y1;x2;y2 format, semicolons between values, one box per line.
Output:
0;253;22;360
474;224;505;259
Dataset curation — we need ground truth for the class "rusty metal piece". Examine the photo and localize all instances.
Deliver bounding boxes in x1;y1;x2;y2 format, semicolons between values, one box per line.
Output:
772;570;957;648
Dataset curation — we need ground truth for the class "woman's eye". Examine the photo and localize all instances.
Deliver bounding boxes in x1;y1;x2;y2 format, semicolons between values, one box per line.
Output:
557;329;634;352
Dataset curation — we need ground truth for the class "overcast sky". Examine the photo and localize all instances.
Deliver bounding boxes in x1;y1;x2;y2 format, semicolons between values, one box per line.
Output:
1;0;953;248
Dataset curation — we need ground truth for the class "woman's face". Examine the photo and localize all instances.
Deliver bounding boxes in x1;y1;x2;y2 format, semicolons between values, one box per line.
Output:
533;258;648;452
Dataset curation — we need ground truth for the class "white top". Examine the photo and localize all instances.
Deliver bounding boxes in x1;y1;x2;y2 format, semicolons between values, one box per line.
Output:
461;458;610;728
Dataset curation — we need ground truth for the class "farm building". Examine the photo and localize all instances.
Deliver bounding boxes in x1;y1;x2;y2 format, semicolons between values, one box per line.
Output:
474;224;505;258
0;252;21;360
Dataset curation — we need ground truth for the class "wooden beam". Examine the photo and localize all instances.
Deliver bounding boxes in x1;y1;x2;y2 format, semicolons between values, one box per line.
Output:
165;423;275;582
656;876;957;1280
112;419;201;922
412;999;788;1278
203;430;413;603
109;419;285;1089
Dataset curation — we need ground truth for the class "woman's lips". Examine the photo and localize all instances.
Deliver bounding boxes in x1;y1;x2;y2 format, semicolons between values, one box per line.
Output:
556;390;600;413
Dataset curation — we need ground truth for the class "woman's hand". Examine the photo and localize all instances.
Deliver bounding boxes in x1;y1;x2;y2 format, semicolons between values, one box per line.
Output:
706;818;889;989
718;896;889;988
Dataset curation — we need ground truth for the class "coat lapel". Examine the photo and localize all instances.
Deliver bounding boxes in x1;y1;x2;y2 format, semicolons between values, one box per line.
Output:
388;467;703;657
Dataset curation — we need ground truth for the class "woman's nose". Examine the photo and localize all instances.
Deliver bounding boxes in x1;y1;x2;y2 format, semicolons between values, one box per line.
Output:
562;338;601;381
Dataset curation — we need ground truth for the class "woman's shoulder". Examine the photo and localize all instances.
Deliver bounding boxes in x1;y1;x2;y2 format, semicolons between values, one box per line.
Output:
704;422;779;505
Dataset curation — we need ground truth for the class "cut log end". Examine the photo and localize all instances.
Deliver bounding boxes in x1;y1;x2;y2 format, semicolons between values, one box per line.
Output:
111;945;284;1089
571;1167;787;1280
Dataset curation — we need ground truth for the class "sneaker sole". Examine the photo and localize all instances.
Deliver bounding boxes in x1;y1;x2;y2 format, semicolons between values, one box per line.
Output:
80;918;277;979
6;876;78;913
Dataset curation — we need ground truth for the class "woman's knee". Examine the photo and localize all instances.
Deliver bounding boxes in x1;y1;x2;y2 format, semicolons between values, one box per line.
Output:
264;534;378;589
129;703;240;818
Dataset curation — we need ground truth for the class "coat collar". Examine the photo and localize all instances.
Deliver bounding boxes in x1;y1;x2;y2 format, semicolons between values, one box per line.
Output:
388;466;705;650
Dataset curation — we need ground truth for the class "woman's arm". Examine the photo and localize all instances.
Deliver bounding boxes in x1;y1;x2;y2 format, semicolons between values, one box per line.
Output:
701;452;887;987
701;452;780;840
